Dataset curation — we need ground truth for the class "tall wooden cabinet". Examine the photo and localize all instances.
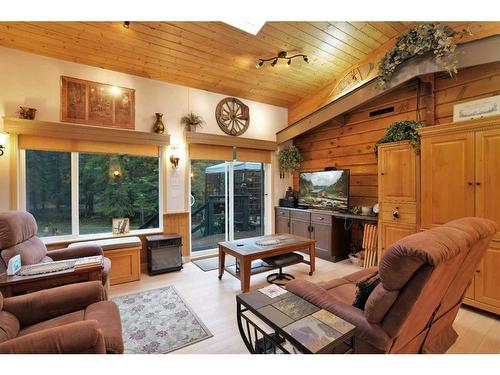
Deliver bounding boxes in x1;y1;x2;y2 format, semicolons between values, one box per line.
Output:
419;117;500;315
377;141;420;260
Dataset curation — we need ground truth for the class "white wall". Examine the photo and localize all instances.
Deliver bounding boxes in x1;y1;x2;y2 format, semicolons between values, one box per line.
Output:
0;46;288;213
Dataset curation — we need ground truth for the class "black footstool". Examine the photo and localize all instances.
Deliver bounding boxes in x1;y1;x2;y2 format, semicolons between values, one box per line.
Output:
262;252;304;285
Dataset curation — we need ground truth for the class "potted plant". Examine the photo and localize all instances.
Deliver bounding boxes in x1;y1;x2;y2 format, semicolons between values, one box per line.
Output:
374;120;424;157
181;112;205;132
278;145;303;176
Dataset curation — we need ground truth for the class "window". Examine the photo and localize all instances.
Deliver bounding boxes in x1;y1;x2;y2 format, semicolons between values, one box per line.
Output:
79;153;159;234
23;150;160;239
26;150;72;237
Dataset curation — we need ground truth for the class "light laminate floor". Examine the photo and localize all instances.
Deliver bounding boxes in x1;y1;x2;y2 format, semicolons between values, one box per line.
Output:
109;257;500;354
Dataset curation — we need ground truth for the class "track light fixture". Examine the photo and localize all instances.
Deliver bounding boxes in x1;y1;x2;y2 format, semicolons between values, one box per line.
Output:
123;21;130;29
256;51;309;69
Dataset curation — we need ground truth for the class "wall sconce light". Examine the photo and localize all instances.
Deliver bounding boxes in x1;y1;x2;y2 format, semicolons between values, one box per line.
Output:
109;157;122;180
0;132;7;157
169;144;181;169
169;155;180;169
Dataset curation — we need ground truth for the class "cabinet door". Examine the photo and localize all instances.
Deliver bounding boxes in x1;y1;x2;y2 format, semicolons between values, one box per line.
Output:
475;242;500;308
380;222;416;256
311;222;332;260
421;132;474;229
378;142;417;203
276;216;290;234
475;129;500;239
290;219;310;239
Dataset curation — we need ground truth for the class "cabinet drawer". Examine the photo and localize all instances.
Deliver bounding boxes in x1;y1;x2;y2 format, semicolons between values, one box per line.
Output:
311;212;332;224
381;203;417;224
276;208;290;218
291;210;311;221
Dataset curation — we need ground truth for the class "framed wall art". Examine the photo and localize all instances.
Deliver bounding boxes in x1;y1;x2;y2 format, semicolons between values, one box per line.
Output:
453;95;500;122
61;76;135;129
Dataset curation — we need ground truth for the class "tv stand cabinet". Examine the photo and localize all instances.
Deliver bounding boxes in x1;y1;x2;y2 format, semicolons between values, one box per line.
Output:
275;207;353;262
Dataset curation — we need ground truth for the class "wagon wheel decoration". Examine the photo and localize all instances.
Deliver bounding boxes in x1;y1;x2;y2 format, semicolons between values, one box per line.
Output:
215;97;250;136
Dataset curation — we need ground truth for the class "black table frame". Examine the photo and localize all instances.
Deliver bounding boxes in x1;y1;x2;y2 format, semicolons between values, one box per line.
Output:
236;295;356;354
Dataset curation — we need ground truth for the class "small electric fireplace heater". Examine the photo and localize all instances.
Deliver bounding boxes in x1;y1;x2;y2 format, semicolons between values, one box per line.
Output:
146;234;183;275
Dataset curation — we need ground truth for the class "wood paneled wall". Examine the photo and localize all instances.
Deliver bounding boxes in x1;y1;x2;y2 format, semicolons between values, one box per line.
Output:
292;61;500;206
163;212;190;257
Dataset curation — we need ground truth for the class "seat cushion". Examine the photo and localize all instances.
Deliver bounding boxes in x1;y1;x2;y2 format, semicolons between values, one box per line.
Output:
1;237;48;267
68;236;141;251
0;311;20;343
85;301;124;354
19;310;85;337
262;252;304;267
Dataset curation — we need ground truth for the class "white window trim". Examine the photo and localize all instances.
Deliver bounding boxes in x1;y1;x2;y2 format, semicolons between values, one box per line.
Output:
20;149;164;242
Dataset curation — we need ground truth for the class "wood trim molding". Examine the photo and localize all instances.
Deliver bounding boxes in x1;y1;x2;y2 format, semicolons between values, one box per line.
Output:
2;117;170;146
418;115;500;137
186;131;277;151
278;34;500;144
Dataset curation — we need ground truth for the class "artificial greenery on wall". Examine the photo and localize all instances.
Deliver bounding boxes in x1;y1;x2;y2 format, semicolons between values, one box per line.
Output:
374;120;424;157
377;23;471;88
278;145;303;174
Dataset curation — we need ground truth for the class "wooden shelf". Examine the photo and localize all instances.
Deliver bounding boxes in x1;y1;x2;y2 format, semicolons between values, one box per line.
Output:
2;117;170;146
185;131;277;151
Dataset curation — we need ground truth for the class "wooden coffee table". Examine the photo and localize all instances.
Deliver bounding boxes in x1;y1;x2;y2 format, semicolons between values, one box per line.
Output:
218;234;315;292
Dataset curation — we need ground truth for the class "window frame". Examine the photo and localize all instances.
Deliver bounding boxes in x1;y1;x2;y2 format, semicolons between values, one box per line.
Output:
19;149;164;243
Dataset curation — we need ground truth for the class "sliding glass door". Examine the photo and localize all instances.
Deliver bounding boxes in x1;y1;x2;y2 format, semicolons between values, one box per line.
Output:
190;160;265;253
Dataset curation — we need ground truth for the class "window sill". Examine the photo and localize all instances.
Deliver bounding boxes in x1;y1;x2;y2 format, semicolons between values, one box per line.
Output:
42;228;163;247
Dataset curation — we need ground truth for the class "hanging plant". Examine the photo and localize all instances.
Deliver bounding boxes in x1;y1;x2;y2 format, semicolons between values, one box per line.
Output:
374;120;424;157
181;112;205;132
377;23;471;89
278;145;303;175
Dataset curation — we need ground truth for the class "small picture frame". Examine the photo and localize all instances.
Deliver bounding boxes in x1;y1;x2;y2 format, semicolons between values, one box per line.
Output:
453;95;500;122
112;218;130;235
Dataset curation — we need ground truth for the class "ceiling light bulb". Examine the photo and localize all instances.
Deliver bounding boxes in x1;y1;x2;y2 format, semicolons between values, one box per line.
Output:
271;58;278;67
256;60;264;69
303;56;309;63
287;59;291;67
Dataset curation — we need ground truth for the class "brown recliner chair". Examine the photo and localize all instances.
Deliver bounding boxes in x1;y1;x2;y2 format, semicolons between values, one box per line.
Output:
0;211;111;290
0;281;123;353
286;217;498;354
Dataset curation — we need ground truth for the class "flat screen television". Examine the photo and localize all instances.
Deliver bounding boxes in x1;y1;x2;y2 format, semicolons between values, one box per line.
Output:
299;170;349;211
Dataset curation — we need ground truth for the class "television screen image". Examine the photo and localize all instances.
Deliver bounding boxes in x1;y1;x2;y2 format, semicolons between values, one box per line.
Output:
299;170;349;210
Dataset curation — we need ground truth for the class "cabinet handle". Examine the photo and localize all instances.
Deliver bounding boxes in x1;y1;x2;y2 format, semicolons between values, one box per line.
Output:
475;269;480;273
476;182;481;186
392;208;400;220
381;172;385;176
468;182;473;186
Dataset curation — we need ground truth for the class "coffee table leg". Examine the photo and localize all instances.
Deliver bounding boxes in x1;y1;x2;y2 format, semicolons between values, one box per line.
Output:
218;245;226;280
309;242;316;276
240;257;251;292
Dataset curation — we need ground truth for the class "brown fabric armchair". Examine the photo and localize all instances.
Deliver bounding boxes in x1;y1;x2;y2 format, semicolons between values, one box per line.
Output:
286;217;498;354
0;211;111;290
0;281;123;353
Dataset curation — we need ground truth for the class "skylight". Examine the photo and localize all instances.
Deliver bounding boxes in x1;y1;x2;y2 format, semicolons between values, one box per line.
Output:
223;21;266;35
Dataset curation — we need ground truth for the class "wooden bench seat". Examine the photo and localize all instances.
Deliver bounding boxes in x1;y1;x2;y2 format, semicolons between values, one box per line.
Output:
69;237;142;285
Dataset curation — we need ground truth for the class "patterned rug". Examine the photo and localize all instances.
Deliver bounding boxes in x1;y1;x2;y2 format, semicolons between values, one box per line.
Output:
112;286;212;354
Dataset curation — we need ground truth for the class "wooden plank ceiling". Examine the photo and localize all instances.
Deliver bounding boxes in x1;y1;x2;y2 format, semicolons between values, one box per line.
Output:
0;21;420;108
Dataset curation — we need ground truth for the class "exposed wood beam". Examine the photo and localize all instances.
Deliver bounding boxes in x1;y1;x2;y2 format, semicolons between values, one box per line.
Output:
278;33;500;144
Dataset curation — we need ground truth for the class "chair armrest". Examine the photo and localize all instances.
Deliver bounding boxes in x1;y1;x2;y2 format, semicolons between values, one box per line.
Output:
3;281;106;327
48;245;103;261
0;320;106;354
286;279;393;352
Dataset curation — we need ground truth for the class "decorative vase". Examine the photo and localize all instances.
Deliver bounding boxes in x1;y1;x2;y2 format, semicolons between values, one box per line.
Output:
187;124;196;132
153;113;165;134
19;106;37;120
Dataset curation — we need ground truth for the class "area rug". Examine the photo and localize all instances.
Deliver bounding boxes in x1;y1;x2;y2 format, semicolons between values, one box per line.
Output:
192;254;236;272
112;286;212;354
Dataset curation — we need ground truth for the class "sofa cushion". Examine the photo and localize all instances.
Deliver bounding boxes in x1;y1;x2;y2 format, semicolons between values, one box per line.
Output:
85;301;124;354
327;283;357;305
0;211;38;250
19;310;85;337
1;236;48;267
352;273;380;310
0;311;20;343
